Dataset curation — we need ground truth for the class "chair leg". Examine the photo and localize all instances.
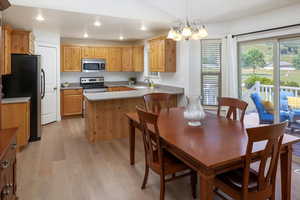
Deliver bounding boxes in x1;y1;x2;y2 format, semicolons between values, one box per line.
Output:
190;170;197;199
141;164;149;189
160;174;165;200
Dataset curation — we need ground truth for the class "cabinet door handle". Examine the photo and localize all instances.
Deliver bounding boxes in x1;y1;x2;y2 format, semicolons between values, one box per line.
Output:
0;160;9;169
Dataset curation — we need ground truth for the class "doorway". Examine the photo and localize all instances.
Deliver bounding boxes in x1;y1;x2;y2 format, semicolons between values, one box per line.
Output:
36;43;59;125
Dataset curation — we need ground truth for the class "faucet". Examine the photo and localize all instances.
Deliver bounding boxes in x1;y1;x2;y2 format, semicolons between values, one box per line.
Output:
144;77;154;88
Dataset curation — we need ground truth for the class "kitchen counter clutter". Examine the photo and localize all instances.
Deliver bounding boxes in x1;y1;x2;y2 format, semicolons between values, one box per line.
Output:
84;83;184;143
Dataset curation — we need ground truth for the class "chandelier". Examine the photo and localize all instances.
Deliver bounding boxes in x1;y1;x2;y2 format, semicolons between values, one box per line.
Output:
167;0;208;41
167;22;208;41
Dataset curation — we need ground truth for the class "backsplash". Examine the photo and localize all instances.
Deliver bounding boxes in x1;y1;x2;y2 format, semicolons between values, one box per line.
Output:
60;72;139;83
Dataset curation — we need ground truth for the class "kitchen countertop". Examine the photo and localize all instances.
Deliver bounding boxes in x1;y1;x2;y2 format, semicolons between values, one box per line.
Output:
2;97;31;104
60;82;82;90
84;84;184;101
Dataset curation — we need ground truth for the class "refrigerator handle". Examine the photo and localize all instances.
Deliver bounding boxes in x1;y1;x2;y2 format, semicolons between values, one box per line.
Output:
41;68;45;99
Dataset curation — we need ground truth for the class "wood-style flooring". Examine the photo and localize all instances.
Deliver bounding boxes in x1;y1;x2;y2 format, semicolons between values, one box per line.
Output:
17;117;300;200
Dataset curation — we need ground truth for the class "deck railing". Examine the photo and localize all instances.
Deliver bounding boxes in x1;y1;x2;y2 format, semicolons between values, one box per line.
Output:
242;81;300;112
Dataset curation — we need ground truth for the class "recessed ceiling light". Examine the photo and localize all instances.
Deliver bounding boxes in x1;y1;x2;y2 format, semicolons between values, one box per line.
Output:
140;25;147;31
119;35;124;40
84;33;89;38
36;14;45;22
94;21;101;27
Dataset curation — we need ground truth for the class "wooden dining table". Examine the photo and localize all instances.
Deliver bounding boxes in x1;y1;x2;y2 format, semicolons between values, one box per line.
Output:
125;107;300;200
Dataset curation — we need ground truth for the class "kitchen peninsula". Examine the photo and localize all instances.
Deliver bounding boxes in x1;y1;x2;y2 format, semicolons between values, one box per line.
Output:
84;84;183;142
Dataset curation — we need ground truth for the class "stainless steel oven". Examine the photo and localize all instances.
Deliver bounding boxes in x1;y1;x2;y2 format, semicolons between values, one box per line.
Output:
82;58;106;72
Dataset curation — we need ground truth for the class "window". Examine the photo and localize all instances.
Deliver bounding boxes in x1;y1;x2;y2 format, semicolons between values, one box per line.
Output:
148;71;159;78
201;39;222;106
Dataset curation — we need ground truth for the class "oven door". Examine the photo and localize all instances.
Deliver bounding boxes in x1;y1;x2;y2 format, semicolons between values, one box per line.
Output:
82;59;105;72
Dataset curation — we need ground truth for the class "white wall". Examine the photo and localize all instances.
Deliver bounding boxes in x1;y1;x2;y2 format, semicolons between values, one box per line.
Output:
60;38;139;83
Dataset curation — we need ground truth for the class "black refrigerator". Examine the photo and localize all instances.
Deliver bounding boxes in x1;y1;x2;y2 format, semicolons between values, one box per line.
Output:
2;54;45;141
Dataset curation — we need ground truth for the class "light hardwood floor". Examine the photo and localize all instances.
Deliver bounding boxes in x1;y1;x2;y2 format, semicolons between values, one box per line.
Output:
17;117;300;200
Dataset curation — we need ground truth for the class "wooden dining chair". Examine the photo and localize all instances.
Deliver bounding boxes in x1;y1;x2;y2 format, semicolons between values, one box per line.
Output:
143;93;172;113
214;121;288;200
217;97;248;122
136;106;197;200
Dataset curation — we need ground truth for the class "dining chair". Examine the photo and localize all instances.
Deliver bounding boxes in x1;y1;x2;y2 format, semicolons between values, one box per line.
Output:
217;97;248;122
214;121;288;200
143;93;172;113
136;106;197;200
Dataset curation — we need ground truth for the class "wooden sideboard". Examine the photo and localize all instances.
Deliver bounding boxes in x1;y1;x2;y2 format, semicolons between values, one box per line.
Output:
0;128;17;200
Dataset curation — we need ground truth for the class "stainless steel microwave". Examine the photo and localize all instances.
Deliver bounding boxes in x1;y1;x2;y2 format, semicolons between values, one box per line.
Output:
82;58;106;72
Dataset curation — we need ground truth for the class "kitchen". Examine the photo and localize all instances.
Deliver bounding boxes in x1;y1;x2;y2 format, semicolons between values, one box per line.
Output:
1;1;300;200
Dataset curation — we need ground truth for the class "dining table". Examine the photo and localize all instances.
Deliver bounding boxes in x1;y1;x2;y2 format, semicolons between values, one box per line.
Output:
125;107;300;200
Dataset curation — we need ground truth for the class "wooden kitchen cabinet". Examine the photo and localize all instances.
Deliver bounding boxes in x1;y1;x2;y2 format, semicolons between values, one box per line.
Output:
11;29;35;54
0;24;12;75
0;128;18;200
61;45;82;72
132;46;144;72
94;47;108;59
81;46;95;58
1;102;30;151
148;36;176;72
107;47;122;72
121;47;133;72
61;89;83;116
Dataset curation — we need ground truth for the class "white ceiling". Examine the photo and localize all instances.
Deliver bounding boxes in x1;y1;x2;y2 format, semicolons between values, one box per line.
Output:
3;5;169;41
4;0;300;41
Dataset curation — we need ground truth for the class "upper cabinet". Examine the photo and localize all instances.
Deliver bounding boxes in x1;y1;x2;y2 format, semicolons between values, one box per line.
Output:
60;44;144;72
11;30;35;54
61;45;82;72
94;47;108;59
81;47;95;58
107;47;122;72
0;24;12;75
132;46;144;72
81;46;108;60
148;36;176;72
122;47;133;72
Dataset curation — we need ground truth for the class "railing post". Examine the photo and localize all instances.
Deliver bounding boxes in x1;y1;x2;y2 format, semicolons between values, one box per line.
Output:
255;81;260;94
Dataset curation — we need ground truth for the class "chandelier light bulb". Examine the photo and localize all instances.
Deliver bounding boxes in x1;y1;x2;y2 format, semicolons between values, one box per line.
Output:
167;29;176;39
198;26;208;38
182;26;192;37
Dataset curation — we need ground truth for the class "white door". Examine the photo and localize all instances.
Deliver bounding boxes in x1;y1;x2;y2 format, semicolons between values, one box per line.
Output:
37;44;58;124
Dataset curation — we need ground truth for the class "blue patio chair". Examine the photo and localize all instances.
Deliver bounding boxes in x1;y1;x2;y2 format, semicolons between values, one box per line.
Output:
280;91;300;120
250;93;292;124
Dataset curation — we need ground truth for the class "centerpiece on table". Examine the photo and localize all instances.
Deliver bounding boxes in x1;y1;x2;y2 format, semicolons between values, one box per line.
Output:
183;96;206;126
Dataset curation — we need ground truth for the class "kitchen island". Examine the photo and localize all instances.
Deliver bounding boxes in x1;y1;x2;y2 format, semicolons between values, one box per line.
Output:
84;84;184;142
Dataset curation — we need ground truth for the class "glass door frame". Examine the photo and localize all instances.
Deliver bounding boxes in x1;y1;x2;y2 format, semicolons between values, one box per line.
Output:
237;35;300;123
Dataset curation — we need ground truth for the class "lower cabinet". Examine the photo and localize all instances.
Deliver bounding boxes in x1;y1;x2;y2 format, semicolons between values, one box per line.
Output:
0;129;17;200
61;89;83;117
1;102;30;151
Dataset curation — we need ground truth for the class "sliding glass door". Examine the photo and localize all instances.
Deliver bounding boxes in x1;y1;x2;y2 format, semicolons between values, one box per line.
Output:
239;40;275;126
239;36;300;136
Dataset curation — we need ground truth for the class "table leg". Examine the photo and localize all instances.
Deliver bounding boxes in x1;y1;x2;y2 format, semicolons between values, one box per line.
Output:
199;172;215;200
280;145;292;200
129;119;136;165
